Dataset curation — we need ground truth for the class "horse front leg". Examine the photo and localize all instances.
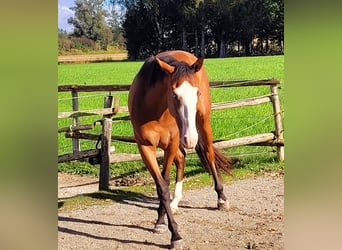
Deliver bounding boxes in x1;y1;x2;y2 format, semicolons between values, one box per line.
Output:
154;150;172;233
137;144;183;248
156;144;182;230
170;147;186;214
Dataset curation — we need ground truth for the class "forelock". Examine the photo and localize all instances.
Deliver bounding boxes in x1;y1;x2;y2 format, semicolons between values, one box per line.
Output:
172;62;195;83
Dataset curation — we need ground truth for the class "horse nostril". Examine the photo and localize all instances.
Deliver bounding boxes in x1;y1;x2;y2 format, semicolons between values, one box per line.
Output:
183;136;189;145
183;136;196;149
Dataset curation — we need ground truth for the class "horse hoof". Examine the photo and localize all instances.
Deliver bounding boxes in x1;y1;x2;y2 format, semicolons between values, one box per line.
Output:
153;223;168;234
170;239;184;249
217;200;230;211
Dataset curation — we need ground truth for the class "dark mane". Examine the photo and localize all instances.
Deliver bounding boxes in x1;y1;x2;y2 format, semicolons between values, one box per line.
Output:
136;56;166;87
137;55;194;87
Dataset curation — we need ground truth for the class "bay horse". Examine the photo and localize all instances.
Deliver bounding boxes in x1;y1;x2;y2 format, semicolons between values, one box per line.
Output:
128;50;234;249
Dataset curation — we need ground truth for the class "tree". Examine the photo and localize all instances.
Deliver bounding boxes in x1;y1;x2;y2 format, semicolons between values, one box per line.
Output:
208;0;234;57
268;0;284;52
68;0;110;45
107;2;126;48
196;0;208;57
100;26;113;49
122;0;160;59
119;0;283;58
121;0;178;58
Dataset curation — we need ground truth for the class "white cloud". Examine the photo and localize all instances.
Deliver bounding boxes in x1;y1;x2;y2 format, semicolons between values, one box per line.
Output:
58;0;75;32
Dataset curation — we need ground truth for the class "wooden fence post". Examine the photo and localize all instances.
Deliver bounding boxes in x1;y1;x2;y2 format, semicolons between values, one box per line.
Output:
99;94;114;190
99;117;112;190
71;89;80;153
270;84;284;161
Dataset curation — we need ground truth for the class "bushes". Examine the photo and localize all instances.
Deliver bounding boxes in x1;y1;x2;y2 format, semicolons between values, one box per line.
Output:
71;37;98;51
58;34;126;55
58;36;98;55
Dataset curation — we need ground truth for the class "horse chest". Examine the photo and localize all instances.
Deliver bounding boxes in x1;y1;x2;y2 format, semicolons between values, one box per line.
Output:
137;115;179;149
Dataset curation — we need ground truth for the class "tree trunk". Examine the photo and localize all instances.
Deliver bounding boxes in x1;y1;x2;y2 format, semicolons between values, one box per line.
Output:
265;36;269;54
219;30;226;58
200;27;205;57
182;28;187;51
194;29;199;57
281;40;284;53
244;38;251;56
219;39;226;58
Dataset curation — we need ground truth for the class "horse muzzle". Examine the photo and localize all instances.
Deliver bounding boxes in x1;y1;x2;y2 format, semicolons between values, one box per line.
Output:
181;133;198;149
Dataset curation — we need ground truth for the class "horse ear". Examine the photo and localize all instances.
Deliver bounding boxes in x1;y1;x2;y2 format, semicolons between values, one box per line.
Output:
191;57;204;72
156;57;175;74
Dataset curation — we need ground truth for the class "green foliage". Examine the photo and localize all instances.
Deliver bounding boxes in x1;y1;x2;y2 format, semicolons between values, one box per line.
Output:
121;0;284;59
71;36;98;51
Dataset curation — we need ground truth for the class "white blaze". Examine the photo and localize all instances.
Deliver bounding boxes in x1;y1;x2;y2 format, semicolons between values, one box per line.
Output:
173;81;198;149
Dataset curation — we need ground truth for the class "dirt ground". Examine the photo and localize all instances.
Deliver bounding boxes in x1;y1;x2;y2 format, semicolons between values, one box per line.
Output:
58;172;284;249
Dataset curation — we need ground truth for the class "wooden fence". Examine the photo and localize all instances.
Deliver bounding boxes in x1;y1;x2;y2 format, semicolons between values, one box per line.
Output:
58;79;284;190
58;53;128;64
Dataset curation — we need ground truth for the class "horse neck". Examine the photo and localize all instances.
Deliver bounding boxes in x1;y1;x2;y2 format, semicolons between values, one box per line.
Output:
143;82;169;115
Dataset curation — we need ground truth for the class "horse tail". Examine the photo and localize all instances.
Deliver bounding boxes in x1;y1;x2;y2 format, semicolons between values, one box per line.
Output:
195;142;235;176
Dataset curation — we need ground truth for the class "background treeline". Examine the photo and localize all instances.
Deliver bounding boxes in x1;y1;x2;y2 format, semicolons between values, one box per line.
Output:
58;0;283;59
58;0;126;55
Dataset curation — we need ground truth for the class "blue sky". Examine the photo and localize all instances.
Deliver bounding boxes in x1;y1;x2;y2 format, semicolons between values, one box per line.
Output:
58;0;75;32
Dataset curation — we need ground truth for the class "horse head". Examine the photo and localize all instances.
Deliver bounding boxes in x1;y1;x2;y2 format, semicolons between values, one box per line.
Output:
156;56;204;149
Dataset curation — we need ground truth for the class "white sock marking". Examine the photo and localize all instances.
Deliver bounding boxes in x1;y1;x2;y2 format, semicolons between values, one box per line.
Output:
170;181;183;211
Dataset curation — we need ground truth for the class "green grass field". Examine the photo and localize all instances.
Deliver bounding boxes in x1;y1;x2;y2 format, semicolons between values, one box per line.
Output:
58;55;284;185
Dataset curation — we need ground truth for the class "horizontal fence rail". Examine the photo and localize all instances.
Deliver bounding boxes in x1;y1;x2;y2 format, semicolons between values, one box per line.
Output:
57;79;280;92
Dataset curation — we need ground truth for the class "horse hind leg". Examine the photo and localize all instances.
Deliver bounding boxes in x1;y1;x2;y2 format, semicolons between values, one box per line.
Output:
197;147;230;211
195;124;232;211
210;153;230;211
170;147;185;214
212;146;235;211
215;170;230;211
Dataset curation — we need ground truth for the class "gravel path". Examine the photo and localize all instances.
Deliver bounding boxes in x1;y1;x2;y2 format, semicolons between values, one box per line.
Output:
58;172;284;249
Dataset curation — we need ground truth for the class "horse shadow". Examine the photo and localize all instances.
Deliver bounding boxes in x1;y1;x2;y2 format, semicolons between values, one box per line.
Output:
58;188;159;210
58;189;169;249
58;216;169;249
87;189;160;210
58;186;227;249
